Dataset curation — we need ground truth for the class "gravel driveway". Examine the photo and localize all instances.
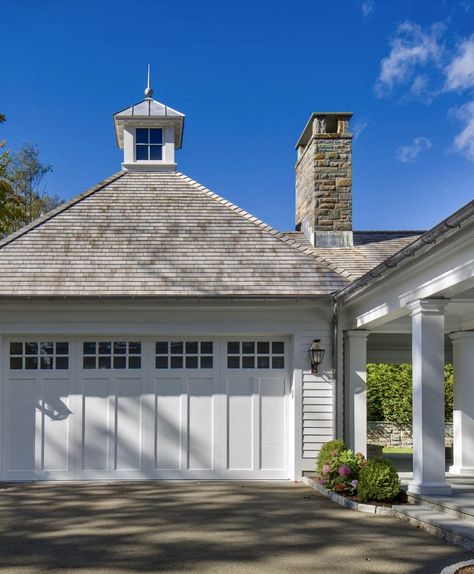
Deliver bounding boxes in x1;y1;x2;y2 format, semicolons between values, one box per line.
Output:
0;481;471;573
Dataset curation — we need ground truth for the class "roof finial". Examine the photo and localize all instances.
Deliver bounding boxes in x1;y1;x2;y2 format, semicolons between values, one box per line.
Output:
144;64;153;99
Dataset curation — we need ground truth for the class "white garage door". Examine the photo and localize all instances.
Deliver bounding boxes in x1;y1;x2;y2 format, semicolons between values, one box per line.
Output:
2;338;289;480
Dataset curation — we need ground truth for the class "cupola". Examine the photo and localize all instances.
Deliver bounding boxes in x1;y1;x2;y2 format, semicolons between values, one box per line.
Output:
113;68;185;172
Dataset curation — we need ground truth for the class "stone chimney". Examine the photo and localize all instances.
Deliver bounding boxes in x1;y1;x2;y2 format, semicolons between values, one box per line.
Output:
295;112;353;247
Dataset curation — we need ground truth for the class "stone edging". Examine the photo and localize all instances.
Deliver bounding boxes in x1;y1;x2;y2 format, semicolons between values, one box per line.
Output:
441;560;474;574
303;475;474;555
302;475;393;515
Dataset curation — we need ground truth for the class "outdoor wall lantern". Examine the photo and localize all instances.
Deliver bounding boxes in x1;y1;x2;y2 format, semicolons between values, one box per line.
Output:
308;339;325;373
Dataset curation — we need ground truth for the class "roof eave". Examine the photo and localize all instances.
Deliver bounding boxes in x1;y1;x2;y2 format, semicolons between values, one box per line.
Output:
335;199;474;302
0;294;335;303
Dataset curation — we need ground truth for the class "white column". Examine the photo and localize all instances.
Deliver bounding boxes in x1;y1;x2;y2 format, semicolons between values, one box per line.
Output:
345;330;369;457
408;299;451;496
449;332;474;475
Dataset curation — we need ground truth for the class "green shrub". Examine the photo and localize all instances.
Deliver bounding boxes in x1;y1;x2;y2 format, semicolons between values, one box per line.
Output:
316;439;345;475
357;457;400;502
318;448;366;495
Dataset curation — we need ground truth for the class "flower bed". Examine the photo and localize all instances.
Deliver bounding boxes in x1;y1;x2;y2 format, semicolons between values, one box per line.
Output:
315;439;402;504
302;475;396;515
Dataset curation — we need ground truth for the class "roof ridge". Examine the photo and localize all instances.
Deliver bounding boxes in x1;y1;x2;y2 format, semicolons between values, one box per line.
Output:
0;171;126;250
175;171;352;281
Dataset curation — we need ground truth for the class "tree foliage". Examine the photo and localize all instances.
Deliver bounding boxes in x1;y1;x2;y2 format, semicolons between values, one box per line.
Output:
0;115;25;236
0;115;61;236
367;363;454;426
7;143;60;225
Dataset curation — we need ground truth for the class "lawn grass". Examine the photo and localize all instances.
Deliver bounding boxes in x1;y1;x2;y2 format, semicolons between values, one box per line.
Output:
382;447;413;454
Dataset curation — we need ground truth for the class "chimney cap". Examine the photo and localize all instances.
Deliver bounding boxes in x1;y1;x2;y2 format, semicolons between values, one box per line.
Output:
295;112;353;149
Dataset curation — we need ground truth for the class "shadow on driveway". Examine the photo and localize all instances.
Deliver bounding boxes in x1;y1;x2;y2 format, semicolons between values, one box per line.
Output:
0;481;471;573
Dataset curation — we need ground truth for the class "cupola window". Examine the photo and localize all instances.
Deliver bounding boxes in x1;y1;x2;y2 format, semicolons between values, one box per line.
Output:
135;128;163;161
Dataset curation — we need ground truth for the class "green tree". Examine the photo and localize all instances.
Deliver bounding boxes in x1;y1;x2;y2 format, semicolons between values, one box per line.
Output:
367;363;453;426
0;115;26;236
366;363;386;420
0;115;62;236
377;364;413;427
7;143;60;225
444;364;454;422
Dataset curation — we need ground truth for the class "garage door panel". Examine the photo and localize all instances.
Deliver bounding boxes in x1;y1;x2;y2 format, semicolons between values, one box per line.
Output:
6;413;36;472
226;378;254;471
4;379;37;472
4;371;75;478
187;378;215;471
154;378;182;471
114;378;143;471
5;377;37;406
260;376;286;471
81;378;110;471
42;377;72;472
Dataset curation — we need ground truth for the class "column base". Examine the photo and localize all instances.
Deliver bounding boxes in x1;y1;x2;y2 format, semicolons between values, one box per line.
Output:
448;465;474;475
408;481;452;496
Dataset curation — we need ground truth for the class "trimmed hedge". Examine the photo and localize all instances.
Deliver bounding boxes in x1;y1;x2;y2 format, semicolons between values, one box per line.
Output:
367;363;453;426
357;457;400;502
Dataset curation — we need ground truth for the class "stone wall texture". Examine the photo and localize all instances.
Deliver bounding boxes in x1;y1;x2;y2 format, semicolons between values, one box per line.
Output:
295;133;352;234
367;421;453;448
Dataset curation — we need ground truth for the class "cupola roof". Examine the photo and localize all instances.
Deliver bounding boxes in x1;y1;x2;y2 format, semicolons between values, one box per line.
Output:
113;98;184;149
113;67;184;150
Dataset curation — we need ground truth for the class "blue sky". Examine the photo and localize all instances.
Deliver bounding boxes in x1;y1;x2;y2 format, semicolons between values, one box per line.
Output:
1;0;474;232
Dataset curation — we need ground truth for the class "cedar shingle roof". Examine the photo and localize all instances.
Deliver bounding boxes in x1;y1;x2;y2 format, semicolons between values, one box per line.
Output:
283;230;423;281
0;171;351;297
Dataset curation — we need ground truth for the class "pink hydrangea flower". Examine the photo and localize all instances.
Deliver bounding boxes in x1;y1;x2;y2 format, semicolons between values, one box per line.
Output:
338;464;351;476
322;464;331;475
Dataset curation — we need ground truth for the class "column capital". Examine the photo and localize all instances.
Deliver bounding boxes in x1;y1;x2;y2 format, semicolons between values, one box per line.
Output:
408;298;450;317
345;330;370;340
450;331;474;342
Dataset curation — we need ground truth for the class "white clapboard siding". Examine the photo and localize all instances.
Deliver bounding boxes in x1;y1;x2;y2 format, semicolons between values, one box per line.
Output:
303;412;333;420
297;329;334;460
303;427;334;436
302;398;333;405
304;419;333;428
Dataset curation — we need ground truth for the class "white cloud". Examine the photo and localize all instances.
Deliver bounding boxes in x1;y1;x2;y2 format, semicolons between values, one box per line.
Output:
410;74;429;96
375;22;444;96
352;118;369;139
376;20;474;162
361;0;374;17
396;137;432;163
453;100;474;159
445;36;474;91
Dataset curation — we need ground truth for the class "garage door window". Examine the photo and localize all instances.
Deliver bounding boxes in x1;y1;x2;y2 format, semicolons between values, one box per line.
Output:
9;341;69;370
83;341;142;369
227;341;285;369
155;341;213;369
